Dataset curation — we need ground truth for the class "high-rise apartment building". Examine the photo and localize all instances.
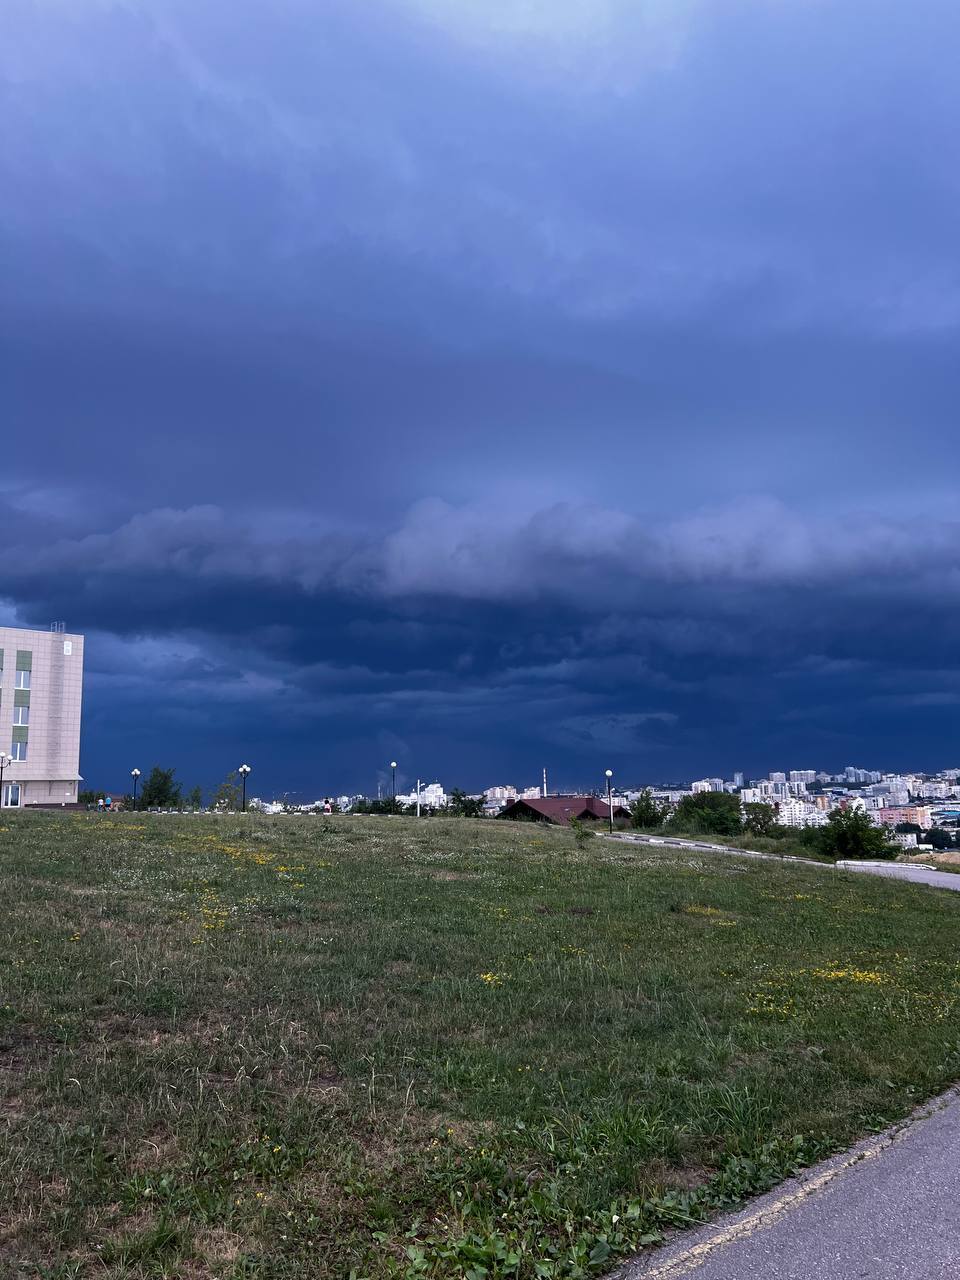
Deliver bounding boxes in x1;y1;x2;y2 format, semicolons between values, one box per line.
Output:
789;770;817;785
0;626;84;808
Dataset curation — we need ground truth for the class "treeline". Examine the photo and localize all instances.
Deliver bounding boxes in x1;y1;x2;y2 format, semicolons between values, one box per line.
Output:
628;788;898;861
80;776;488;817
353;789;484;818
81;767;246;812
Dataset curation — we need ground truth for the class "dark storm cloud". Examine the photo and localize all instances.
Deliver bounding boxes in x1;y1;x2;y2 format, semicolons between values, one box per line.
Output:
4;0;960;790
3;496;960;790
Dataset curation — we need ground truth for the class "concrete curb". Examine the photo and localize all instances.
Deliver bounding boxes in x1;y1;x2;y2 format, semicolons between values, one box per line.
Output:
612;1086;960;1279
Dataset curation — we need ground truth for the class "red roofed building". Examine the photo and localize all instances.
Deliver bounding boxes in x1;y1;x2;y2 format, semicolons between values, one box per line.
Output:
497;795;631;826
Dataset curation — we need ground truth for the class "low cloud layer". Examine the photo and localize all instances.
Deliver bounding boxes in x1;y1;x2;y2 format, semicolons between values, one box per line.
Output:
3;495;960;792
5;496;959;609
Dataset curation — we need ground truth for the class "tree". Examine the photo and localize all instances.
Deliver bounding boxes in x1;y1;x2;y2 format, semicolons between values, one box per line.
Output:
670;791;742;837
186;785;204;811
568;815;591;847
926;827;955;850
816;808;896;861
211;772;242;812
448;788;485;818
743;802;778;837
367;796;404;815
895;822;922;835
630;789;667;829
139;766;181;809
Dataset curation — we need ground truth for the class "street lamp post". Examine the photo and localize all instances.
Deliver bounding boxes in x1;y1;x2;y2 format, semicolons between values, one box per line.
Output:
238;763;251;812
390;761;398;804
131;768;141;811
0;751;8;807
605;769;614;834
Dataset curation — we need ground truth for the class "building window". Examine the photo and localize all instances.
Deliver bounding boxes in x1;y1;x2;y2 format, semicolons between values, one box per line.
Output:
11;740;27;762
13;706;28;726
15;670;30;690
1;784;20;808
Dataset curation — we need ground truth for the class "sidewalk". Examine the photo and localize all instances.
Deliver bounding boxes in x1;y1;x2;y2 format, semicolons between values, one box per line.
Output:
616;1089;960;1279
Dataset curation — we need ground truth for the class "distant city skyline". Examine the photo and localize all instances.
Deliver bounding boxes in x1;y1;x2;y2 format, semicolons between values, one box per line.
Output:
244;762;960;808
243;763;960;844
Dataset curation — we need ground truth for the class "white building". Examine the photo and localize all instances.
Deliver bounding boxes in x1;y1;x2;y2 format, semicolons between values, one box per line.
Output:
776;798;829;828
919;781;952;800
485;785;518;804
860;794;888;812
892;831;918;848
0;626;84;808
397;781;448;809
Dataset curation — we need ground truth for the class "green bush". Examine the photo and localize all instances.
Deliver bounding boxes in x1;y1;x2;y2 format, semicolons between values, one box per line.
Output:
669;791;742;837
815;807;896;861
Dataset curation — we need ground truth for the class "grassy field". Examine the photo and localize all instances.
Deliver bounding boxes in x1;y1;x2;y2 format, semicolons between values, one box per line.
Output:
2;812;960;1280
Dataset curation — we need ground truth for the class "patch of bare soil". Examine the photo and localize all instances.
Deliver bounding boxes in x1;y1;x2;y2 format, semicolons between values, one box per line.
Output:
534;904;596;917
639;1159;714;1192
910;852;960;869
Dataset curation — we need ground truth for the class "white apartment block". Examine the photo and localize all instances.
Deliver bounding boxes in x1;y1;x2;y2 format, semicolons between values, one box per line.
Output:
397;781;448;808
776;798;829;828
741;782;789;802
919;781;954;800
0;626;84;808
485;785;518;804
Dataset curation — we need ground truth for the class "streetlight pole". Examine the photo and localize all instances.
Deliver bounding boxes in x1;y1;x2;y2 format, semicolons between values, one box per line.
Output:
131;768;141;811
0;752;8;807
390;761;397;805
238;764;251;812
605;769;614;834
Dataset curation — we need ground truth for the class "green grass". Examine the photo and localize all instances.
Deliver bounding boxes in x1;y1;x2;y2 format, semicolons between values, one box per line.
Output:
2;812;959;1279
652;828;830;861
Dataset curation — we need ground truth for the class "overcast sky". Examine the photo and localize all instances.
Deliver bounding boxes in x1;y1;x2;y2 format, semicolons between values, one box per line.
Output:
4;0;960;796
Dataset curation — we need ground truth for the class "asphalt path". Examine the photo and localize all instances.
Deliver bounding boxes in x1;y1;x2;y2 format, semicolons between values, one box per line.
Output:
615;1090;960;1279
609;833;960;894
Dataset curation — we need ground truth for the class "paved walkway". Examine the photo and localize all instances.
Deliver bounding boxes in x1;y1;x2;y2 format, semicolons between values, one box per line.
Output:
609;834;960;894
835;858;960;893
616;1090;960;1279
